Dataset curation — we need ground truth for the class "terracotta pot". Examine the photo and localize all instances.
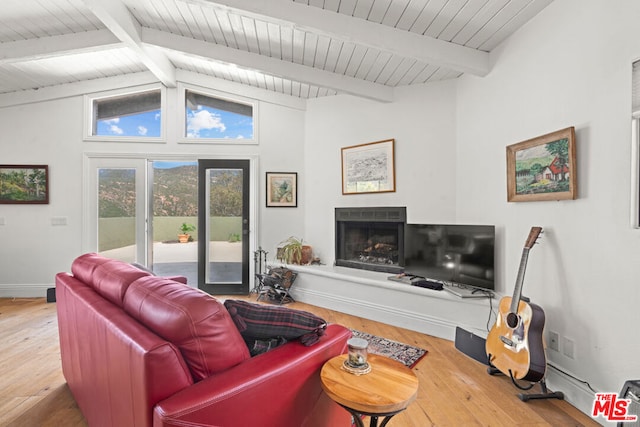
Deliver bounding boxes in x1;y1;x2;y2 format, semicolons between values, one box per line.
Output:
178;234;190;243
297;245;313;264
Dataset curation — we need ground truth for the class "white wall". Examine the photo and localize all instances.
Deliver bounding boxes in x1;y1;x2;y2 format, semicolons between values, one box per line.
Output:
0;76;306;290
0;98;85;288
303;80;458;263
301;0;640;414
457;0;640;399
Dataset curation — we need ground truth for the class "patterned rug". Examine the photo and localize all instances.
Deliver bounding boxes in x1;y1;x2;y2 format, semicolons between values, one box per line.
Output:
350;330;427;368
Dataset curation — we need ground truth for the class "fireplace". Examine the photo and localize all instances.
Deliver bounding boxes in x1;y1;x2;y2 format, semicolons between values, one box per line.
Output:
335;207;406;273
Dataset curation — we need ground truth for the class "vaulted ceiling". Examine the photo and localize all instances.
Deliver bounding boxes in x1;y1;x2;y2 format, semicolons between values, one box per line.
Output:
0;0;553;104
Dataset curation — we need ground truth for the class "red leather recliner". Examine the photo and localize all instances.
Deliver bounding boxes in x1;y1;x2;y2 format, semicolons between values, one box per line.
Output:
56;253;352;427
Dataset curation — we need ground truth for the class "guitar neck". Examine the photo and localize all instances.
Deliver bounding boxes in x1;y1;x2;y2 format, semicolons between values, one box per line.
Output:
509;247;530;313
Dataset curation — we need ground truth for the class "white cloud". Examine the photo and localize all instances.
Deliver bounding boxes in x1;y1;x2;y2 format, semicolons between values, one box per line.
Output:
101;118;123;135
138;126;148;136
109;124;123;135
187;109;226;137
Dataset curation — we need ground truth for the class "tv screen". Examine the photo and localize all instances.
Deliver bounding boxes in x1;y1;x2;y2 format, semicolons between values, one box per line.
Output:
402;224;495;290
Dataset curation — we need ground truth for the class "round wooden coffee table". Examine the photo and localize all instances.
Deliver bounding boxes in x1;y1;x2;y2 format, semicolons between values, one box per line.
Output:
320;353;419;427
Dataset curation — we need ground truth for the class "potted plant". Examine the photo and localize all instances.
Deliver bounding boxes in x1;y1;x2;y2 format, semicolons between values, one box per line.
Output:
277;236;312;265
178;222;196;243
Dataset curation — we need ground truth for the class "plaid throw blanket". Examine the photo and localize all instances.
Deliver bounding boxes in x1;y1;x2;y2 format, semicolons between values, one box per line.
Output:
224;299;327;356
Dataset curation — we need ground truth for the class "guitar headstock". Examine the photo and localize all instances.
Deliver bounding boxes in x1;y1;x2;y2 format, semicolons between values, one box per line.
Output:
524;226;543;249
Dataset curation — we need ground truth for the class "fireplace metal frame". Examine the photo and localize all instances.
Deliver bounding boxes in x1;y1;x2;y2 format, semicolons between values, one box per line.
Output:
334;207;406;274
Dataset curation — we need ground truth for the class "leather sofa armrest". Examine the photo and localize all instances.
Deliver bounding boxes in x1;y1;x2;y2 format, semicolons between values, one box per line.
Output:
153;324;351;427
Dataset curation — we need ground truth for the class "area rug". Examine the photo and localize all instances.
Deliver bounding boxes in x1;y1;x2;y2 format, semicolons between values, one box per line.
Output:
350;330;427;368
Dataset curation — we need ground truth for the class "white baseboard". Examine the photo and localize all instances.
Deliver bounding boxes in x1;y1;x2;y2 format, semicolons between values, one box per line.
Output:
0;284;51;298
289;264;493;340
545;365;600;422
293;286;458;339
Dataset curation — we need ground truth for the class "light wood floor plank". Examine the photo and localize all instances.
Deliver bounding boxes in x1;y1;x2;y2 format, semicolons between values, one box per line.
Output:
0;297;600;426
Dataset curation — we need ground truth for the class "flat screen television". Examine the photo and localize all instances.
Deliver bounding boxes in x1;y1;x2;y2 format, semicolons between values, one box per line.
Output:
402;224;495;291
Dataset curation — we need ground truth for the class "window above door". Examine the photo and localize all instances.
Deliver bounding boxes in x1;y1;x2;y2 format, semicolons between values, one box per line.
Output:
179;84;258;145
83;82;258;145
84;84;166;143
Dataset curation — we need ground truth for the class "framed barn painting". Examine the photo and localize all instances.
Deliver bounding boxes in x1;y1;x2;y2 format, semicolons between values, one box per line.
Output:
0;164;49;204
506;127;576;202
341;138;396;195
266;172;297;207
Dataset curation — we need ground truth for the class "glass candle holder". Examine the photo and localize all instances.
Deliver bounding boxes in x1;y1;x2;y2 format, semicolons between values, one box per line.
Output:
347;337;369;368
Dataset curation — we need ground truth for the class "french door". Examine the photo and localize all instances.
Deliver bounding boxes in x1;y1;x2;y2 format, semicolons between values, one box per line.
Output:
197;159;251;295
85;156;254;293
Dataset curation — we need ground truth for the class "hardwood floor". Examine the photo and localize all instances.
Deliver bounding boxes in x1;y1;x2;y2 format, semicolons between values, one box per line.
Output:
0;298;85;427
0;297;599;426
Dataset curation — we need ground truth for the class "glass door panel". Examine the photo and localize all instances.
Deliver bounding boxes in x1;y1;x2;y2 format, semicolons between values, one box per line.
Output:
149;160;198;284
86;158;146;263
198;159;250;294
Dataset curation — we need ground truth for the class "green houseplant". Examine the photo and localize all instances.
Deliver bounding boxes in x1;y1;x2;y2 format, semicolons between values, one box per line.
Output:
178;222;196;243
277;236;312;265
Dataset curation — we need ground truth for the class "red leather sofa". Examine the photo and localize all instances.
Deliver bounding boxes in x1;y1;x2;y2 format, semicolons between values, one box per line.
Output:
56;253;352;426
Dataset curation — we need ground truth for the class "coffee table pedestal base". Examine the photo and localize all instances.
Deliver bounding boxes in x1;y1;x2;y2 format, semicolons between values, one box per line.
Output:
343;405;406;427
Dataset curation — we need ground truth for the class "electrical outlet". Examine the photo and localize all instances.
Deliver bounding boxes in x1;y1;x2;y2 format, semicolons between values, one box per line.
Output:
549;331;559;351
51;217;68;226
563;337;575;359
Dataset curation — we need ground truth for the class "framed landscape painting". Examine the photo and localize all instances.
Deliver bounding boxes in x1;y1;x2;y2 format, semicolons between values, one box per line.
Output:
0;164;49;204
266;172;297;207
341;139;396;195
507;127;577;202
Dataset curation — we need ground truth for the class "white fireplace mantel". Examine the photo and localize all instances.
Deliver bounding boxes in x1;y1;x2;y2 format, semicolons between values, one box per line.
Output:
287;264;500;341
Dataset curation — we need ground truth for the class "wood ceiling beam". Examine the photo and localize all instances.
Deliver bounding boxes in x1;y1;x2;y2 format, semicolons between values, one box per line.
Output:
0;30;120;64
193;0;490;77
81;0;177;87
0;72;158;109
142;28;394;103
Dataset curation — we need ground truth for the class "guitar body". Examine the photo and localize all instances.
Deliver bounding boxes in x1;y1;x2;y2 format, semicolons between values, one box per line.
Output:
486;296;547;382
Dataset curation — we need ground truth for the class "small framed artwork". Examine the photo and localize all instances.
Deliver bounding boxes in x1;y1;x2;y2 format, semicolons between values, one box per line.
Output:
341;138;395;195
507;127;577;202
0;164;49;204
266;172;297;207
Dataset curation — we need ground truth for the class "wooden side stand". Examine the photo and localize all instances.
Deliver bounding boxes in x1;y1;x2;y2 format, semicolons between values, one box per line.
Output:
321;354;419;427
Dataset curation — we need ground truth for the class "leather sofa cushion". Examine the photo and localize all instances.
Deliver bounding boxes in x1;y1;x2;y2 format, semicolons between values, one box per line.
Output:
71;252;110;283
72;253;150;307
123;276;250;381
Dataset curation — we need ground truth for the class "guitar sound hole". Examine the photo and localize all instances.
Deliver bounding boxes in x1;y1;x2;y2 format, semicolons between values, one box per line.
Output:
506;312;519;329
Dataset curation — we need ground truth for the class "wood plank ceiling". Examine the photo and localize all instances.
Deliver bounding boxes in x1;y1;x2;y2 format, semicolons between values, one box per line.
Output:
0;0;554;103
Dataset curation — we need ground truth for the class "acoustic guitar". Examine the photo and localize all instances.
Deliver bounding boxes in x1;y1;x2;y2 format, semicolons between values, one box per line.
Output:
486;227;546;383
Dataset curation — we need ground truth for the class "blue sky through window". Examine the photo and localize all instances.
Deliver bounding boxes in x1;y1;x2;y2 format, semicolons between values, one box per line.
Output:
186;106;253;139
96;110;161;137
153;161;197;169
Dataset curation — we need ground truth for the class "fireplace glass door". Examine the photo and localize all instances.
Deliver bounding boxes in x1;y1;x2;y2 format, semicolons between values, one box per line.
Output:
335;207;406;273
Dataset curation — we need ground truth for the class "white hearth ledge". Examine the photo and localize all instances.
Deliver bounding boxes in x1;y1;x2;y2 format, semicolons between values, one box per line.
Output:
287;264;498;340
